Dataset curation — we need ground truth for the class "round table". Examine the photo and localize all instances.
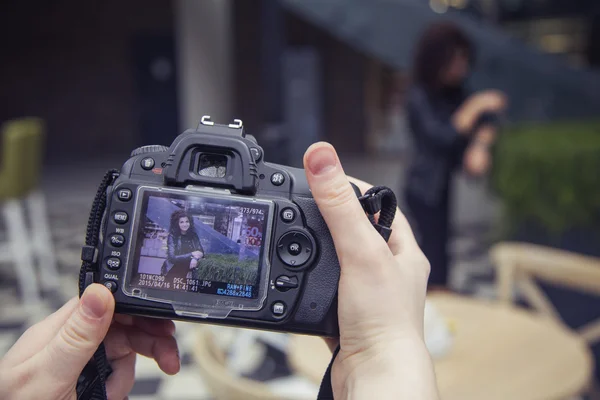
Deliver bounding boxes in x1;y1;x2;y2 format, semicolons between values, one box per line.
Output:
288;293;593;400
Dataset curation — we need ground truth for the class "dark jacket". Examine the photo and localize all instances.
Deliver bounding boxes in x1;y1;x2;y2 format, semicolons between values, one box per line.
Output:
161;231;204;274
404;85;471;207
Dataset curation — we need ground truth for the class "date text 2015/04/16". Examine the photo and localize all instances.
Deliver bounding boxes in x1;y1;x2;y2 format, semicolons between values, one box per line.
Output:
137;280;171;289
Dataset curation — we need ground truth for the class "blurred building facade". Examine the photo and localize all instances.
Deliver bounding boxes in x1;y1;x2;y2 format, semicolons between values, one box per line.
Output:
0;0;178;164
2;0;600;166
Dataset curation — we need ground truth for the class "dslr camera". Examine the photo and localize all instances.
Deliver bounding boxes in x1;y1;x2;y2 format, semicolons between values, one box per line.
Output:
92;116;342;336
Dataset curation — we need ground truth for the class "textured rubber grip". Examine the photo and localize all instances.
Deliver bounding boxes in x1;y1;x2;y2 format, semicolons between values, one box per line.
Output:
291;195;340;325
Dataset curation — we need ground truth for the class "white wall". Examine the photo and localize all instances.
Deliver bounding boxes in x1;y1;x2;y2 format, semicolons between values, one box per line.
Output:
174;0;233;129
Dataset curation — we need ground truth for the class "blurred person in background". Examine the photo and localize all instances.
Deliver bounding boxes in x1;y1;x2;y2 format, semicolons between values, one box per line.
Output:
404;21;507;291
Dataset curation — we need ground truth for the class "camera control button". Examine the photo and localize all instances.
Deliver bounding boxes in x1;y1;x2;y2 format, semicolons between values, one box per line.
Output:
117;189;132;201
270;172;285;186
250;147;262;162
277;231;313;267
131;145;169;157
106;257;121;270
110;234;125;247
275;275;298;291
113;211;128;224
103;280;118;294
288;242;302;256
272;302;286;317
141;157;155;170
281;208;296;223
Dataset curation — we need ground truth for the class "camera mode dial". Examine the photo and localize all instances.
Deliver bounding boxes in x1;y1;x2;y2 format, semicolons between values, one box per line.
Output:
130;145;169;157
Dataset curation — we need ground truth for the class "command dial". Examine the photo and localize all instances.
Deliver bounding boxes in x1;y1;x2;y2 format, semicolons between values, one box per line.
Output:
130;145;169;157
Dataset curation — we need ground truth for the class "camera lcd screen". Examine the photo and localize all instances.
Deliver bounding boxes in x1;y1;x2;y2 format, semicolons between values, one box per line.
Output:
128;190;271;300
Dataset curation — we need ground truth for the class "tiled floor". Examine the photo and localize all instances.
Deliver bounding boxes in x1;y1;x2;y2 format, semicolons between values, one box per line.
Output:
0;156;498;399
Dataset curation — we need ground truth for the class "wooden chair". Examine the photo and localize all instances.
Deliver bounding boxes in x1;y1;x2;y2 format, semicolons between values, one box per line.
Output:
192;327;300;400
491;242;600;399
490;241;600;345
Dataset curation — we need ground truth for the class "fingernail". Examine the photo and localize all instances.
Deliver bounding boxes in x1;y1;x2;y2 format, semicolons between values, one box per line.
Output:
165;321;176;336
307;146;337;176
81;286;108;319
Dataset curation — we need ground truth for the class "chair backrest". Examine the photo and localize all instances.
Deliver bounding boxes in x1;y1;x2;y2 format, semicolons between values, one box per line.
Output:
490;242;600;345
0;117;45;200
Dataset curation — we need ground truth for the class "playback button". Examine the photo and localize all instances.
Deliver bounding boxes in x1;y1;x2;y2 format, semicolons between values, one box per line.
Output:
117;188;132;202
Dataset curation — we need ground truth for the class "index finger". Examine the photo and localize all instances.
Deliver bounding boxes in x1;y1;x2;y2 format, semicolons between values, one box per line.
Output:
113;314;176;337
105;324;180;375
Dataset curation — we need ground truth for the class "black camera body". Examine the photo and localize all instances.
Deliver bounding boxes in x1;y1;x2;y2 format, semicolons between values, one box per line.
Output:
94;116;340;337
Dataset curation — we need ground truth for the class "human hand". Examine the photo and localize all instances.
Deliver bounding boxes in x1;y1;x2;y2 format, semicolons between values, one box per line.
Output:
474;124;497;147
190;258;199;269
192;251;203;259
0;284;180;400
463;144;491;176
303;143;439;400
468;90;507;113
454;90;507;133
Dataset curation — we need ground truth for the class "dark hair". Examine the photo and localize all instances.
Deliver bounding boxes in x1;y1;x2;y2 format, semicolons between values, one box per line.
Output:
412;21;475;92
169;209;195;236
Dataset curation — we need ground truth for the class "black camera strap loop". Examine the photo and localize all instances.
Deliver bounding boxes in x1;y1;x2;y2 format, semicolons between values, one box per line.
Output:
316;185;397;400
75;172;396;400
358;186;397;242
77;169;119;400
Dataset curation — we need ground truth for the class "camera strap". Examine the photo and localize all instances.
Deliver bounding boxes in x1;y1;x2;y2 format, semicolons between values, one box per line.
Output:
316;185;397;400
77;169;119;400
75;172;396;400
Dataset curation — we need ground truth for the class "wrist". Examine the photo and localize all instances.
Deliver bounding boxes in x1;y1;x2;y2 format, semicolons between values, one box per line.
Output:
0;367;27;400
452;114;471;135
472;140;491;151
341;336;440;400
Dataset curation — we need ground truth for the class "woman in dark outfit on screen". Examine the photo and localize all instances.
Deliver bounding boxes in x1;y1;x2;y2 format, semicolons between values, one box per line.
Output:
162;210;204;281
404;22;506;290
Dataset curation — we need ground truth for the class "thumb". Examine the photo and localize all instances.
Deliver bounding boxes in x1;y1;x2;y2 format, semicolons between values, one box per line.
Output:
303;142;380;264
42;284;115;383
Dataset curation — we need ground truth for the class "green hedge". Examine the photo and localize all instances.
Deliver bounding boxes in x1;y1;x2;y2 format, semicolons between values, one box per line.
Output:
490;120;600;236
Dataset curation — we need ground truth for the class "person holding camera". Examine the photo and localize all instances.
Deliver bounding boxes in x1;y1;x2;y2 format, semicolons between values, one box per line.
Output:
0;143;439;400
403;21;507;291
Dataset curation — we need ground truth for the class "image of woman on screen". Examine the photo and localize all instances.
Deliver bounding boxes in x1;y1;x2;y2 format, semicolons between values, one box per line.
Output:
161;209;204;281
